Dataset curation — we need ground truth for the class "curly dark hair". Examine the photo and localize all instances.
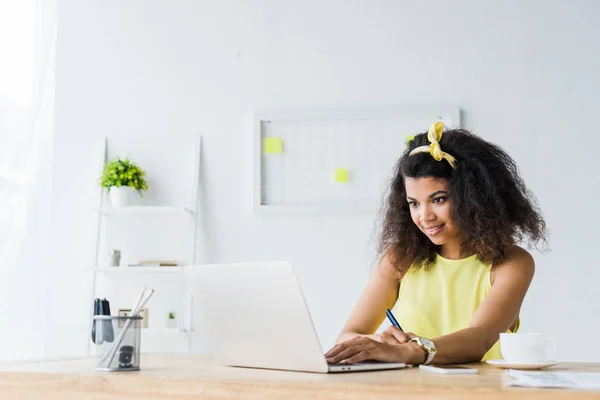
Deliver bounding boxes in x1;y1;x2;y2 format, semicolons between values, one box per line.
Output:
378;128;547;273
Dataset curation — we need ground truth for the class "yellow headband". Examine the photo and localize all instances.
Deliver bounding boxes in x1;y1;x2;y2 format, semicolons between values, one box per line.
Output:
409;122;457;169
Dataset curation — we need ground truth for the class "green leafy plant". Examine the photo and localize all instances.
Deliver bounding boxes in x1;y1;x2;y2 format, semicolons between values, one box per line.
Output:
168;312;176;319
100;157;149;195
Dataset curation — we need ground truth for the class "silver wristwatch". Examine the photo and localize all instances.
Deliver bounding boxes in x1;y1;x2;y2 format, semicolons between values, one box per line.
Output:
409;337;437;365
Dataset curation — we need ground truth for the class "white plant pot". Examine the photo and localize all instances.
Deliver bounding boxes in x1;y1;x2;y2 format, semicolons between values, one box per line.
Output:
166;318;177;329
109;186;138;207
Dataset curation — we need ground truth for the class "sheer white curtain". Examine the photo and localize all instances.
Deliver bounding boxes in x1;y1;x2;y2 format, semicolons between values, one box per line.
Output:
0;0;56;360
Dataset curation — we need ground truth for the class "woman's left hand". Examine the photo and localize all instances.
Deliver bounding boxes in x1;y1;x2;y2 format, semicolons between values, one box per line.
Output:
325;336;412;364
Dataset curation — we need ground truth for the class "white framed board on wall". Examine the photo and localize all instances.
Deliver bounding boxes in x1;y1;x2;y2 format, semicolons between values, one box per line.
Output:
253;107;461;215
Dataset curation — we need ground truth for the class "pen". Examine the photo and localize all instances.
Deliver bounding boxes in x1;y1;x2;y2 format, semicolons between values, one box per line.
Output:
386;308;403;332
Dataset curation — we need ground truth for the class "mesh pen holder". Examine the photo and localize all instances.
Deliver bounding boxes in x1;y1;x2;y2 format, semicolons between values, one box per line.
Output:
94;315;142;371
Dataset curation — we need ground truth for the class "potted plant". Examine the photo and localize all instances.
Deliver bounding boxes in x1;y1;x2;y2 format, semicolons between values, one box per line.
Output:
100;157;149;207
167;311;177;329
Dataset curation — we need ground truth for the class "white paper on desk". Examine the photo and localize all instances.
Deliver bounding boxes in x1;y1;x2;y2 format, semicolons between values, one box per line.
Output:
507;370;600;390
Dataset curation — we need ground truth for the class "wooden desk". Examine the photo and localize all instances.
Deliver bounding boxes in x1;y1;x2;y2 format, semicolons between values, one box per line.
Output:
0;354;599;399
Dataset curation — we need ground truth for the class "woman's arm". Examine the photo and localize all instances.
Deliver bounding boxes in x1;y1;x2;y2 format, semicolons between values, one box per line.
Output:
335;250;403;343
424;246;535;364
326;246;535;365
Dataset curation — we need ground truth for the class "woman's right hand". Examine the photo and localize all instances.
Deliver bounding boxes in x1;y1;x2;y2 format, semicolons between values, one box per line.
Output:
378;327;416;345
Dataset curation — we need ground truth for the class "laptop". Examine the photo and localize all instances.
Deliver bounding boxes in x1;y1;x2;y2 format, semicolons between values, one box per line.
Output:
185;261;406;373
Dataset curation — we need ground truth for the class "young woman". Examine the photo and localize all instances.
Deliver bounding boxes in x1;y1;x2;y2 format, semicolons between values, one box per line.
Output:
325;122;547;365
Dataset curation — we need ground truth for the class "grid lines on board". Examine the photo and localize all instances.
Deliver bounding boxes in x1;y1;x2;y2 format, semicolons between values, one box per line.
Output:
255;108;460;215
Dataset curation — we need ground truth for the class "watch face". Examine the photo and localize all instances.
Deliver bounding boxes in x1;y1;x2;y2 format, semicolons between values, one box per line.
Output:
420;338;435;350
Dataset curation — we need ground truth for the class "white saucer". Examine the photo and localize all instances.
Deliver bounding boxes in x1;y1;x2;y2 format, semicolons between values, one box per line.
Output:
486;359;557;370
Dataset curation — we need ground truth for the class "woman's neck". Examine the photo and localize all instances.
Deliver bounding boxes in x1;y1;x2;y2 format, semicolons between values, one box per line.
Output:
438;243;473;260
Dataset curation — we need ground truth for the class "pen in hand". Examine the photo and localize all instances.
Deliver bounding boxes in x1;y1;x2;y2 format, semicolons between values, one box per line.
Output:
385;309;403;332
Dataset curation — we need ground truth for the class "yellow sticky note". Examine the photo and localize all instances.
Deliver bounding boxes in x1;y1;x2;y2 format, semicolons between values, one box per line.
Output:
264;137;282;154
334;168;349;183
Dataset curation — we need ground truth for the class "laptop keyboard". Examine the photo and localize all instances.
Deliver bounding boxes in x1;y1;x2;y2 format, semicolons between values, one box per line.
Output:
328;360;384;366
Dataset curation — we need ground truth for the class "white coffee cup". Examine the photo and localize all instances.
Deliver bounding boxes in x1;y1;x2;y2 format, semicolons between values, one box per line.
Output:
500;333;556;363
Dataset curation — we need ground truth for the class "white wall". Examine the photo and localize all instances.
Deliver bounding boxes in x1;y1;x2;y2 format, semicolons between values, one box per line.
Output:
47;0;600;361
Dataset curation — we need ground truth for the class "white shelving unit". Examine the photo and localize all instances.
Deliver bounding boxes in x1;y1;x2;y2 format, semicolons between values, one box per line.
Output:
91;206;195;215
91;266;185;274
86;136;201;356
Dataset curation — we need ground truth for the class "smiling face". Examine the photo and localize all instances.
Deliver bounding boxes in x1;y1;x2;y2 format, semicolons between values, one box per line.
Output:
405;177;464;255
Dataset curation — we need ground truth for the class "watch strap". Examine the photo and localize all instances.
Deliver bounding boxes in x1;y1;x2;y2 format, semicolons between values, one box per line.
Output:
423;350;436;365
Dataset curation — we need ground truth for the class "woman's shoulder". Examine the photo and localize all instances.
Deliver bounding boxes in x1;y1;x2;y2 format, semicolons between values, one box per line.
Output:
377;247;409;281
490;245;535;285
496;245;535;269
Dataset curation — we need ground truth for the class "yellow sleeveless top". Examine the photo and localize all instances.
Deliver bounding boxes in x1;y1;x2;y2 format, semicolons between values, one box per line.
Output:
393;253;519;361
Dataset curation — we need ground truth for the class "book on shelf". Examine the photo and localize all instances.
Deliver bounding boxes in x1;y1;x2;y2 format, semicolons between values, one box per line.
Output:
127;260;182;267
